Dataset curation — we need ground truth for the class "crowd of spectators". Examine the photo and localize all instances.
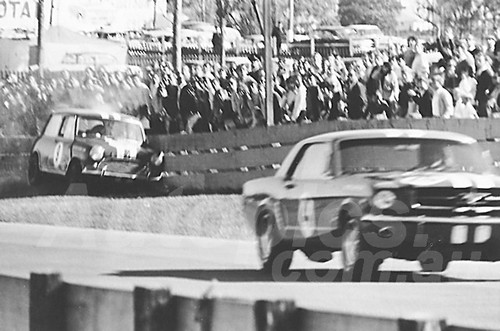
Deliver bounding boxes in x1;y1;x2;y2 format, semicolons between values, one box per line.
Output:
3;27;500;137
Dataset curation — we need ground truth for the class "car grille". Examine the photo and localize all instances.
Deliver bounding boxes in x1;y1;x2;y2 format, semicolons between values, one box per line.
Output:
412;188;500;217
101;160;144;174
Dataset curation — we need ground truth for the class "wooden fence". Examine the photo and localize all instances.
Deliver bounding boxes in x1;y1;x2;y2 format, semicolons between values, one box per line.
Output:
150;118;500;193
0;271;493;331
3;119;500;195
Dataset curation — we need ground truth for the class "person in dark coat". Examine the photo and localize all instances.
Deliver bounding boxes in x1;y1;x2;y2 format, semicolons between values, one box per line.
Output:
413;77;433;118
475;51;495;117
346;68;366;120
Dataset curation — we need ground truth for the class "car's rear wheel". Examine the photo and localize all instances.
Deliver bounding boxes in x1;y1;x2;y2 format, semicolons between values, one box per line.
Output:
256;210;293;276
28;153;44;186
341;218;382;281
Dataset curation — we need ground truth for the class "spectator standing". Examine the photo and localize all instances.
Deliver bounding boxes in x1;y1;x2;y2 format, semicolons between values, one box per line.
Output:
280;74;307;122
475;51;495;117
272;21;286;56
430;66;454;118
403;36;418;67
345;68;366;119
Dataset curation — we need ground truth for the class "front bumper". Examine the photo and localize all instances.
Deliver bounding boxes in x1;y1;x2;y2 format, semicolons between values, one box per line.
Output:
360;214;500;261
82;161;163;182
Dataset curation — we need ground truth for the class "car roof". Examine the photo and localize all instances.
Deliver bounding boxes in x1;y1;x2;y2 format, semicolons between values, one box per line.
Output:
301;129;477;145
52;107;141;123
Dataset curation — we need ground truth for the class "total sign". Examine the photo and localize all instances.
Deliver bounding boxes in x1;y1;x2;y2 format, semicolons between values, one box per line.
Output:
0;0;40;30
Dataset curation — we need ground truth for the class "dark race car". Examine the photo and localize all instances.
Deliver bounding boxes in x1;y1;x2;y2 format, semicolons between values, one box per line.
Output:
243;129;500;281
28;108;165;192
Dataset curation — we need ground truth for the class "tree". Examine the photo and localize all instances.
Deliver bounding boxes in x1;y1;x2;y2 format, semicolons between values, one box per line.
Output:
416;0;488;38
338;0;403;32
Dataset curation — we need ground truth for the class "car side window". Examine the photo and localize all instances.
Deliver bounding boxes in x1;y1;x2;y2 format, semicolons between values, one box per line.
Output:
290;142;333;180
43;115;63;137
59;116;76;139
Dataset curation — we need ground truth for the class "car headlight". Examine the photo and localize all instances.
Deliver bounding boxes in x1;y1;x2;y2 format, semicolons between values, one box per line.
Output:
372;190;397;210
89;145;105;161
151;151;164;166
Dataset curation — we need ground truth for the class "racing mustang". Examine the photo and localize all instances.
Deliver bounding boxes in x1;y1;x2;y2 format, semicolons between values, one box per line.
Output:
243;129;500;280
28;108;165;191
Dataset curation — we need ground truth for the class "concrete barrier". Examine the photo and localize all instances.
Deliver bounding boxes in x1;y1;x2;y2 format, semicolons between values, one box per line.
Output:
65;283;133;331
0;272;497;331
0;274;29;331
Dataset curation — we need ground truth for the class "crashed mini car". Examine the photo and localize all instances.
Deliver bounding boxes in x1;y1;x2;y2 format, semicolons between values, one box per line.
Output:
28;108;165;189
243;129;500;280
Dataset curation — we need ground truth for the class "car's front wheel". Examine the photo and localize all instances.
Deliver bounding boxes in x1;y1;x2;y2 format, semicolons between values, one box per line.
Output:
28;153;44;186
256;210;293;276
341;218;382;281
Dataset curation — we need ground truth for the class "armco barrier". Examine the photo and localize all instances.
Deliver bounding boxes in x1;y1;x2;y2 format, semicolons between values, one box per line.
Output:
3;119;500;194
0;271;496;331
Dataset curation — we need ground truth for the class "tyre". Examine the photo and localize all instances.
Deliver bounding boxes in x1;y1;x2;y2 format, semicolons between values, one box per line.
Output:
256;210;293;276
28;153;44;186
341;218;382;281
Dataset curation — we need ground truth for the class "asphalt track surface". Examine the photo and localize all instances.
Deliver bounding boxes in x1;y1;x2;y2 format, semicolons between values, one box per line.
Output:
1;223;500;329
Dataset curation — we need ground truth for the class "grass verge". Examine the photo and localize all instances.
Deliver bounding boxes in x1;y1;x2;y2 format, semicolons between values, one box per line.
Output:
0;195;253;240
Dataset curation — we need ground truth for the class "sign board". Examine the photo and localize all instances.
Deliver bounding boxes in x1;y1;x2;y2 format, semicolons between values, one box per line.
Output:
0;0;39;30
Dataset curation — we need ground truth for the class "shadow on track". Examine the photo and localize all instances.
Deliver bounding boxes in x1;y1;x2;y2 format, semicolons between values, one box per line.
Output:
108;268;492;283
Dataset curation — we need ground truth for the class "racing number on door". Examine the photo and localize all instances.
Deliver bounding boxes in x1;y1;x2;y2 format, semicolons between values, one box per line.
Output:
53;142;64;170
297;199;316;237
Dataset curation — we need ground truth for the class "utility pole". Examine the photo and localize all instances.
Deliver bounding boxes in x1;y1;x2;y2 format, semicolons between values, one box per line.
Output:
264;0;274;126
202;0;206;22
216;0;226;67
37;0;45;77
251;0;264;35
153;0;157;29
49;0;54;26
173;0;183;76
288;0;294;42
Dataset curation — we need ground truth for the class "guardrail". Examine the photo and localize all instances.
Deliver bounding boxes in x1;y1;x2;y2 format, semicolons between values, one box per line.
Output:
0;271;493;331
3;119;500;195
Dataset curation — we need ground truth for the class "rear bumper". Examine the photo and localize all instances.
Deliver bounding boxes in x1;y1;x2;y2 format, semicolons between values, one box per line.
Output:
360;214;500;261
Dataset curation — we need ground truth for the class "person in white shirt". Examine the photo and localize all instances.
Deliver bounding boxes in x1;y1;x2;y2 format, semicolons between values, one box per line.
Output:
430;66;454;118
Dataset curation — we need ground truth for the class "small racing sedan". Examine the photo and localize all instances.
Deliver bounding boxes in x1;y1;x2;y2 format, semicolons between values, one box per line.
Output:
243;129;500;280
28;108;165;191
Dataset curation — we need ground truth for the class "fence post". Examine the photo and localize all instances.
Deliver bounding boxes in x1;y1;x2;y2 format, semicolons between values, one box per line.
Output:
398;316;447;331
134;286;174;331
254;299;297;331
29;272;65;331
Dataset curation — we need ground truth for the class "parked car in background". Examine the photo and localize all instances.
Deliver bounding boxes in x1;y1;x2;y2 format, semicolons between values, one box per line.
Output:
346;24;404;51
28;108;165;192
243;129;500;281
289;25;375;58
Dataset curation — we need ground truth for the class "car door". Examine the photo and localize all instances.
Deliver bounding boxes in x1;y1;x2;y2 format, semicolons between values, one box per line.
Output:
38;114;64;172
280;141;340;238
48;115;76;175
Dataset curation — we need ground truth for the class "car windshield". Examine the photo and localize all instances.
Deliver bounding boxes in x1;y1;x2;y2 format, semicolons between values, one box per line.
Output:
77;117;144;142
313;29;343;39
340;138;494;175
